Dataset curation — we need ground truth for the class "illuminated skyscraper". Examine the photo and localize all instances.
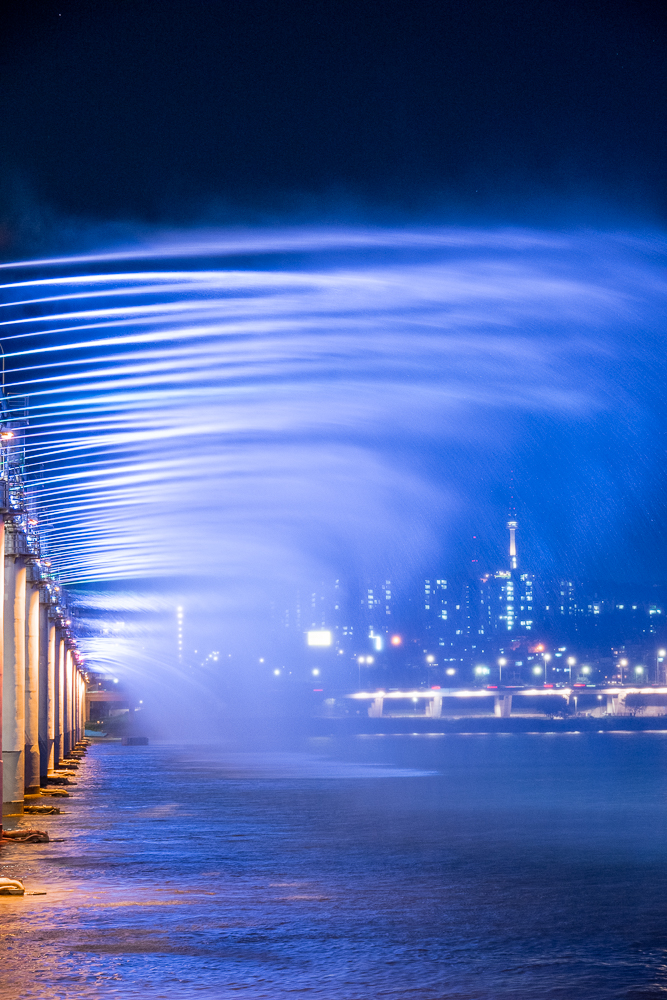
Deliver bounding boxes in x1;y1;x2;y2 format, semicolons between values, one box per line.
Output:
423;578;451;645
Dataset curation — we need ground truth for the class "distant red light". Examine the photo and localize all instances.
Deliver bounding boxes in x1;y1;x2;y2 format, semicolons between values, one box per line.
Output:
543;683;554;688
487;685;498;689
573;683;586;687
431;685;441;690
313;688;323;692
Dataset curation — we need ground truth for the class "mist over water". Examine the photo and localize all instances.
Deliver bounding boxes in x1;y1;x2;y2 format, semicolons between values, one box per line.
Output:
1;225;666;707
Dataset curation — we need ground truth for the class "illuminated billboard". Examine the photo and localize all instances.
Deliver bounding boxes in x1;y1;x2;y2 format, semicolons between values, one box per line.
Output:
307;630;332;647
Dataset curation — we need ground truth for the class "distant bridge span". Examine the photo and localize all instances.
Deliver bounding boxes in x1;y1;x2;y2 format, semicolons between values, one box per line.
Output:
347;687;667;719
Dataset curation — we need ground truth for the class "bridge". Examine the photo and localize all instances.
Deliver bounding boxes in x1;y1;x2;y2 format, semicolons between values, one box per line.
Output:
347;686;667;718
0;413;87;827
0;517;86;820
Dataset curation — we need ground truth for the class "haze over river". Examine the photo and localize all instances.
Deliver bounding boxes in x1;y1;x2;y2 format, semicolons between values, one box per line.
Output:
2;728;667;999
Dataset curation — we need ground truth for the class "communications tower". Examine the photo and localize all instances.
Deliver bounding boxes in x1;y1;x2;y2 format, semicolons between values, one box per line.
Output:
507;473;518;570
507;519;518;571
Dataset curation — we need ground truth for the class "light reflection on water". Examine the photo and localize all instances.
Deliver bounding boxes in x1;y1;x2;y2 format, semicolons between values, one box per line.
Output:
2;731;667;998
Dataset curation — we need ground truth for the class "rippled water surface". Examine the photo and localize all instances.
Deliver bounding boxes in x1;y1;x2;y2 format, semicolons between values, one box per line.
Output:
2;730;667;998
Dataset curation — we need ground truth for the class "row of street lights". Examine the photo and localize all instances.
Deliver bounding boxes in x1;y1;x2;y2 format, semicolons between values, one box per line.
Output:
352;643;667;687
473;653;585;685
616;650;666;684
470;650;667;686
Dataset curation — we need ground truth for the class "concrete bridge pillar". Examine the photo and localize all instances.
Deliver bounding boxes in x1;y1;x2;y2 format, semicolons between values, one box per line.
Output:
68;648;75;754
79;672;85;740
3;554;26;815
494;694;513;718
76;671;82;742
428;694;443;718
72;661;77;745
39;606;55;780
368;695;384;717
72;661;78;745
24;579;41;794
81;673;86;738
74;669;81;744
80;672;86;740
64;646;73;758
607;693;628;716
56;632;65;765
72;669;77;745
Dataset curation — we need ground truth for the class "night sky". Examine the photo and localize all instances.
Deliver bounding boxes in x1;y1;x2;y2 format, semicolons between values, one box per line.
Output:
1;0;665;240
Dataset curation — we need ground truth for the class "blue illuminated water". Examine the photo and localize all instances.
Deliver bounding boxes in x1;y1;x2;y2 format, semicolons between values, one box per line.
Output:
2;729;667;998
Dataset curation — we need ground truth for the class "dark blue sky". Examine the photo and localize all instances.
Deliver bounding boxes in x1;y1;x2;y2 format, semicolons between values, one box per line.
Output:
1;0;665;243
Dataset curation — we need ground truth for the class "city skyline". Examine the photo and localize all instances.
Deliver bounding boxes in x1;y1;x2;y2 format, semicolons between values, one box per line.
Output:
272;512;667;689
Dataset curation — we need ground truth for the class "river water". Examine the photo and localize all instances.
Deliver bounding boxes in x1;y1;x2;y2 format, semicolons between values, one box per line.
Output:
2;728;667;999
